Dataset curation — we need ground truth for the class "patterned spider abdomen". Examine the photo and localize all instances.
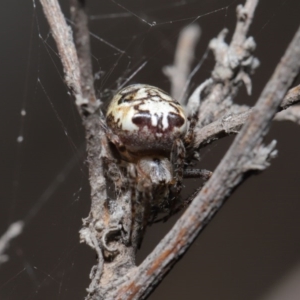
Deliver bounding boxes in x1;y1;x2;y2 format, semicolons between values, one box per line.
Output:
106;84;187;161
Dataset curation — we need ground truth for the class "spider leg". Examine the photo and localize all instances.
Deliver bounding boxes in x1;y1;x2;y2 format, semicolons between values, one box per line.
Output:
172;185;203;216
124;163;141;248
153;168;213;223
162;138;186;221
131;190;143;249
166;168;212;220
183;168;212;181
105;126;125;151
184;113;198;150
170;138;186;195
127;163;153;249
132;189;152;249
153;184;204;224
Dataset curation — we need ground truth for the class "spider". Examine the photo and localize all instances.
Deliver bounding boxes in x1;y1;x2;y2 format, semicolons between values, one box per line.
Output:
105;84;211;227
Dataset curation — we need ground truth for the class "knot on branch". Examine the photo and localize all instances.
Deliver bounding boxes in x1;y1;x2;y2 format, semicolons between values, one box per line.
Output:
209;27;259;95
75;94;101;117
80;218;123;260
101;226;122;256
105;158;124;191
220;114;240;134
236;4;248;22
243;140;278;172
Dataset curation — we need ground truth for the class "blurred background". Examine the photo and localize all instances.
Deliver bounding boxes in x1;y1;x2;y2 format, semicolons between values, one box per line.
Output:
0;0;300;299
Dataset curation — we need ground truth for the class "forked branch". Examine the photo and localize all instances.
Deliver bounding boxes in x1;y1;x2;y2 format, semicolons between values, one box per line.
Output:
194;84;300;149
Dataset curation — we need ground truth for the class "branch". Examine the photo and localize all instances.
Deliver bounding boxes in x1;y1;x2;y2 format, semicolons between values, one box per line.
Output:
194;84;300;149
231;0;258;46
163;24;201;103
38;0;108;218
69;0;98;113
188;0;260;125
113;25;300;300
39;1;134;297
39;0;81;97
67;1;138;297
39;0;99;115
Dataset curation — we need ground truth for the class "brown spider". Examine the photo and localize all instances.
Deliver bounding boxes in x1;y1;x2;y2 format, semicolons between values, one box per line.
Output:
105;84;211;228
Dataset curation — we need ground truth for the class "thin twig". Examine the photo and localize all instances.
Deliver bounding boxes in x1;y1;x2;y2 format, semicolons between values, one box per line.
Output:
69;0;98;112
39;0;81;97
194;84;300;149
38;0;109;217
186;78;213;116
68;2;139;299
231;0;258;46
38;2;129;298
163;24;201;103
192;0;260;126
113;26;300;300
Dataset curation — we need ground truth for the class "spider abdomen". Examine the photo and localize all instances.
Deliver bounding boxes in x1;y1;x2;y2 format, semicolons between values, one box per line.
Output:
106;84;187;160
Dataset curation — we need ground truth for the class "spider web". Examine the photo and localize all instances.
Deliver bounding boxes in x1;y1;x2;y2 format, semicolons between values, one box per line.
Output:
1;0;300;299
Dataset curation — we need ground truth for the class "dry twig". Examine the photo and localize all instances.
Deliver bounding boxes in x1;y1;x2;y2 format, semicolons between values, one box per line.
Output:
39;0;81;96
194;84;300;149
188;0;260;124
40;0;137;298
163;24;201;103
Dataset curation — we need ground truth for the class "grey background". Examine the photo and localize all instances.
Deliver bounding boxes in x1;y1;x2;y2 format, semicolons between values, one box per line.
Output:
0;0;300;299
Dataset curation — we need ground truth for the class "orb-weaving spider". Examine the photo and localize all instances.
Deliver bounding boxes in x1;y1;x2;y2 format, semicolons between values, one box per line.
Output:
105;84;211;226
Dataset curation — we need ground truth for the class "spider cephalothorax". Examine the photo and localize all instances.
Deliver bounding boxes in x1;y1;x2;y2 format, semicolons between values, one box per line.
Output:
105;84;203;223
